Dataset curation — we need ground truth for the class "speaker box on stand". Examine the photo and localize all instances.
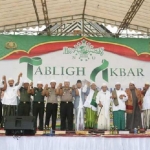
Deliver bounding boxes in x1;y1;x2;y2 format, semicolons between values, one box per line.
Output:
4;116;36;135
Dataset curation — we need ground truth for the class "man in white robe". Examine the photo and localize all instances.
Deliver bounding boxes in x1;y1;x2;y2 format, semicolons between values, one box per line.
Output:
2;73;23;116
142;82;150;129
84;82;98;129
96;83;111;130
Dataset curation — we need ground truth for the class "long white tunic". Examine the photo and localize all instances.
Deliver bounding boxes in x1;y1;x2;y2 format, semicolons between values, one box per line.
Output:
96;90;111;130
75;85;88;130
76;88;84;130
112;89;128;111
143;87;150;110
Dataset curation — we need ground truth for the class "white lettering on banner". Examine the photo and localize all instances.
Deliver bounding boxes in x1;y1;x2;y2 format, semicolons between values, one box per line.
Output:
0;51;149;88
34;66;85;76
110;68;144;76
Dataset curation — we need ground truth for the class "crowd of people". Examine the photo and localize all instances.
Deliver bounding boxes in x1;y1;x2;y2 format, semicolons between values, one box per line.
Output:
0;73;149;132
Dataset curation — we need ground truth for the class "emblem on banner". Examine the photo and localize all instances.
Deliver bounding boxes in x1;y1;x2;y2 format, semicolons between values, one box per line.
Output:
5;41;17;50
19;57;42;81
90;59;109;82
63;40;104;61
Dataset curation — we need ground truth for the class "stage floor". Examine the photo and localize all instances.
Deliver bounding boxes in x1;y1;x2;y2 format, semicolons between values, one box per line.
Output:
0;129;150;150
0;134;150;150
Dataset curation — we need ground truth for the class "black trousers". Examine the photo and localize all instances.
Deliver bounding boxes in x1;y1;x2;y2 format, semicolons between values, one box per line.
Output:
45;103;58;130
18;102;30;116
3;105;17;116
33;102;44;130
60;102;73;131
0;101;2;125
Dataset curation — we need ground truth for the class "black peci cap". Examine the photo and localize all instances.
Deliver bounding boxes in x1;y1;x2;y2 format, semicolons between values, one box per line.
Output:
77;80;82;83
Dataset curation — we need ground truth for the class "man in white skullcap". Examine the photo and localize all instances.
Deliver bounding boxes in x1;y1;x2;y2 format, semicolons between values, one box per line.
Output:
111;82;128;130
125;81;143;131
32;81;47;131
57;79;77;130
43;79;59;131
96;83;111;130
142;82;150;129
84;82;99;129
2;73;23;116
0;77;5;127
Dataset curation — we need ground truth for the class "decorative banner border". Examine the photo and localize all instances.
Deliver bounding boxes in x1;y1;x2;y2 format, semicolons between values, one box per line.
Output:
1;37;150;61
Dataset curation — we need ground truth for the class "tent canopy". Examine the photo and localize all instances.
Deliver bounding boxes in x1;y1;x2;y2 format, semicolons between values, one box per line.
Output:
0;0;149;34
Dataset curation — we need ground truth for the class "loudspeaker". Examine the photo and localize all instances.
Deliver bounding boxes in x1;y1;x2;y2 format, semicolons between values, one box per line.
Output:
4;116;36;135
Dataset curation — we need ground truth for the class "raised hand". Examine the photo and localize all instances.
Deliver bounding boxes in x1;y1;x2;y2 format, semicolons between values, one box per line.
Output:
18;73;22;77
87;81;91;87
111;95;117;99
72;85;76;89
30;82;33;87
2;75;6;81
119;95;123;99
99;102;103;108
58;83;62;88
44;84;48;89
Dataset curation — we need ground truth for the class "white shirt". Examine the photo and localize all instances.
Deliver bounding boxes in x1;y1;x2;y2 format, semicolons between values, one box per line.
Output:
2;77;23;105
143;87;150;110
112;89;128;111
84;89;97;111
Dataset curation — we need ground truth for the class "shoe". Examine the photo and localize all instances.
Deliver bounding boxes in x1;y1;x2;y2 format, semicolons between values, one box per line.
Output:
38;128;43;131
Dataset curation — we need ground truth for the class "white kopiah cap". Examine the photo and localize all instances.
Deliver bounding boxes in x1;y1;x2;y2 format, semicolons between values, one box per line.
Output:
91;82;96;86
64;79;70;82
145;82;150;85
37;81;43;84
8;78;13;81
23;80;29;83
102;83;107;87
130;81;135;85
50;79;56;83
115;82;120;85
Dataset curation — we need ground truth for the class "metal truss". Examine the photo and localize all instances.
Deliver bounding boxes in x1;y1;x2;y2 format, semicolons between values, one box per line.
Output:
116;0;145;36
0;16;149;38
0;14;149;35
38;20;114;37
82;0;87;36
32;0;40;24
41;0;51;35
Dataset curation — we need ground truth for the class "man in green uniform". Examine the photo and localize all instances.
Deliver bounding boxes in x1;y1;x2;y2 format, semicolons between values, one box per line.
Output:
18;80;33;116
32;81;47;131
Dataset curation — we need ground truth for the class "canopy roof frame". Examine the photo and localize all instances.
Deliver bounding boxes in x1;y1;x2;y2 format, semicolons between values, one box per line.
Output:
117;0;145;36
0;0;150;37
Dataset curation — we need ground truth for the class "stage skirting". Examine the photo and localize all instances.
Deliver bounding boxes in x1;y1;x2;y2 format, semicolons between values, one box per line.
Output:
0;135;150;150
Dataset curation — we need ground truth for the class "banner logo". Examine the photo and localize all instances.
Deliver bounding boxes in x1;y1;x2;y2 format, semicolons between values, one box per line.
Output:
63;39;104;61
90;59;109;82
5;41;17;50
19;57;42;81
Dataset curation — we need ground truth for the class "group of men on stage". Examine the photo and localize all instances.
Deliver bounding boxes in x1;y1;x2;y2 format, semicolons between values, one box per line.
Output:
0;73;150;132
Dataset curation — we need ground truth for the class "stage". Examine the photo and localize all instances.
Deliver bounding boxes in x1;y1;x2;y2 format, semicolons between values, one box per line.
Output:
1;132;150;150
